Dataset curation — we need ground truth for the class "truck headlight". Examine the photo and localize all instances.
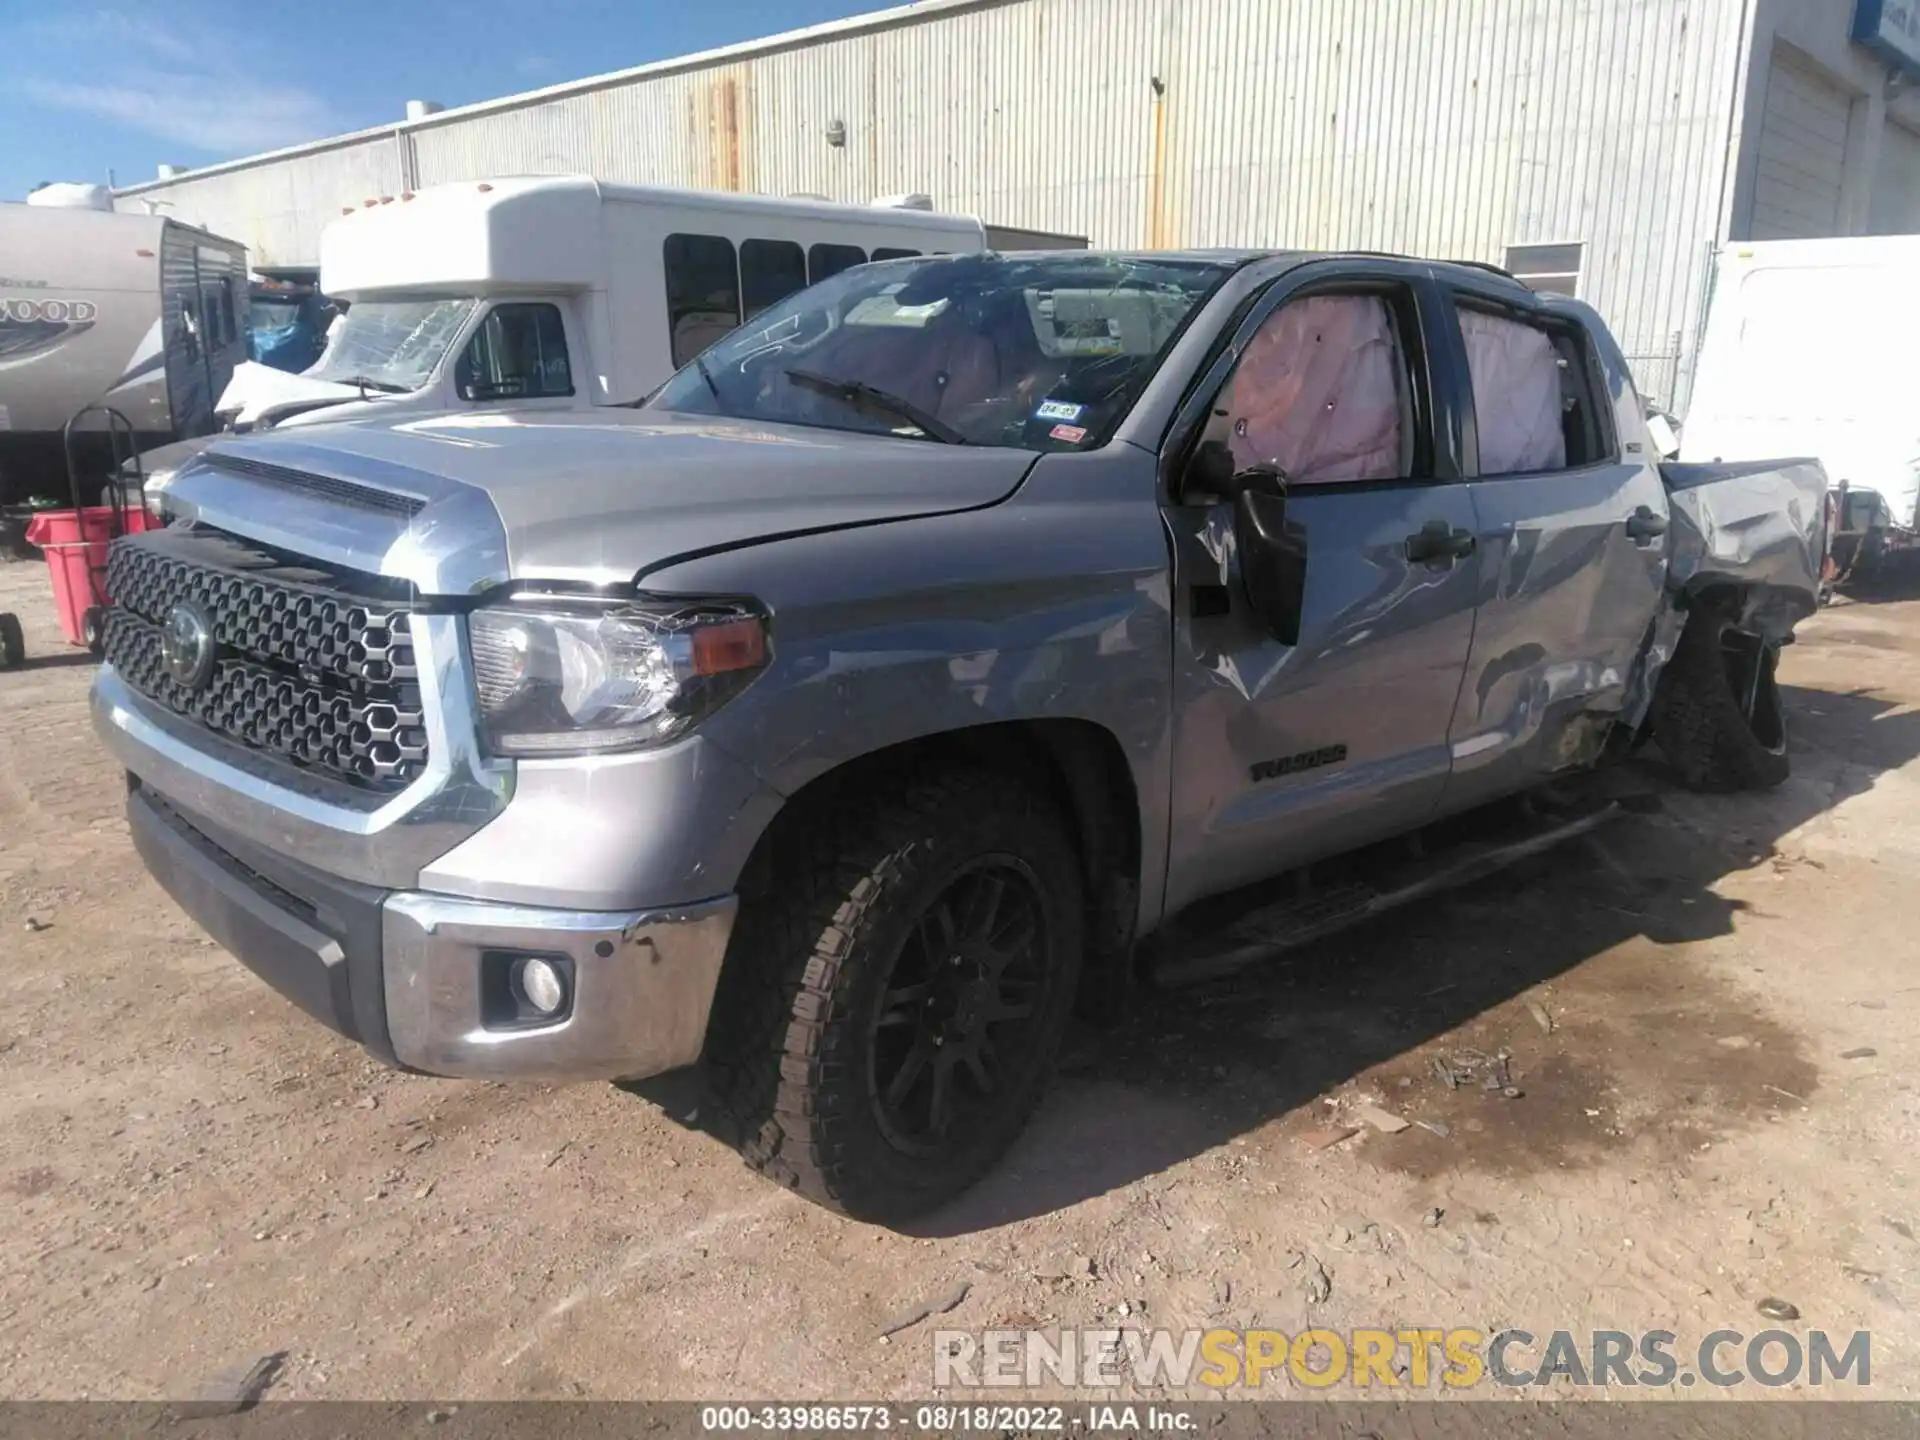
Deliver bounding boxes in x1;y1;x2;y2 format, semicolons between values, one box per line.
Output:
467;598;769;757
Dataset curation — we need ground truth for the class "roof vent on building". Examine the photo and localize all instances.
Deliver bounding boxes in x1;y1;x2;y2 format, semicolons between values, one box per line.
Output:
871;193;934;211
405;100;445;121
156;163;186;179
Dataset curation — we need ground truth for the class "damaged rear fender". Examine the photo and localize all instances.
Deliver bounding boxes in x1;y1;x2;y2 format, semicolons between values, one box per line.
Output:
1659;458;1830;641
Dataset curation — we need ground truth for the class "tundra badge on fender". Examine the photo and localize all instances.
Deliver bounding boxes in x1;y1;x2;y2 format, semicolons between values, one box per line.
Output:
1251;744;1349;783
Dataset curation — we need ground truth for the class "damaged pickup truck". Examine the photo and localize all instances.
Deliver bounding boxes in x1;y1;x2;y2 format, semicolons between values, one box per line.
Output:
91;250;1827;1221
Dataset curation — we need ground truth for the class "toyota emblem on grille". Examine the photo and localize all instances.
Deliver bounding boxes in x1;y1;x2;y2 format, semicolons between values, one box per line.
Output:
160;602;216;690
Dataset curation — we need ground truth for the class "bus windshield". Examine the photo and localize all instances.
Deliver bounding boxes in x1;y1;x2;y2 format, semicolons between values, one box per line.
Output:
307;297;475;392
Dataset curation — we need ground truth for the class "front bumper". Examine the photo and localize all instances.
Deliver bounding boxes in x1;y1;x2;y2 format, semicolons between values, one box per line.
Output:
129;782;736;1081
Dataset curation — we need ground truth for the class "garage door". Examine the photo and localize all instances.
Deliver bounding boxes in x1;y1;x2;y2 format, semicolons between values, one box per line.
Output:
1751;49;1851;240
1869;122;1920;234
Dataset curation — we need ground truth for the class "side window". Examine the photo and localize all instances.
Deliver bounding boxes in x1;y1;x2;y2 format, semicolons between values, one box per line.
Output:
1216;292;1413;485
872;247;920;262
219;277;237;345
1457;306;1609;475
664;233;742;367
455;302;574;400
740;239;807;319
808;242;867;283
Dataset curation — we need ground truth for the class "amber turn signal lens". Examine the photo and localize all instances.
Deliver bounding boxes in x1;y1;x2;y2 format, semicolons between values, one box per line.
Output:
689;617;769;676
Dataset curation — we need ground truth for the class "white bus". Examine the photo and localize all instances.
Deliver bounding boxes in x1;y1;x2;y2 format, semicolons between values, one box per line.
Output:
207;175;990;433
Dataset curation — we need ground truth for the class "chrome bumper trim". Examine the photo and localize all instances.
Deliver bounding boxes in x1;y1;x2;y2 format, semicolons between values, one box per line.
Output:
90;613;512;889
382;892;737;1081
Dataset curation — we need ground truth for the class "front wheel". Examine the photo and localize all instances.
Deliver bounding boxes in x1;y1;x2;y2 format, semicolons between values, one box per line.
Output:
1651;601;1790;792
702;771;1084;1223
81;606;107;656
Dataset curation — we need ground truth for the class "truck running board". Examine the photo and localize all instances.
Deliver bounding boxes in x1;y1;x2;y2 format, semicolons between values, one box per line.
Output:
1150;796;1626;989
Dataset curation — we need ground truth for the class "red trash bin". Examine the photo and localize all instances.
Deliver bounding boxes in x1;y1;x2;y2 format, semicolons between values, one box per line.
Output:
24;506;159;651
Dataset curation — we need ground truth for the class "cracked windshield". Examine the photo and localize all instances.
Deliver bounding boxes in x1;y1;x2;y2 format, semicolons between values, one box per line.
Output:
648;253;1232;450
307;296;475;392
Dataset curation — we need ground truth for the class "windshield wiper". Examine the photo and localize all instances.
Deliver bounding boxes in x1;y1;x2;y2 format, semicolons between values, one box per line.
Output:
783;368;966;445
333;375;409;397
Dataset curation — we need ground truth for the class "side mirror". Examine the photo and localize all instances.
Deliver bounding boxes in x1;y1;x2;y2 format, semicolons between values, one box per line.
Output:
1181;438;1237;500
1233;482;1308;647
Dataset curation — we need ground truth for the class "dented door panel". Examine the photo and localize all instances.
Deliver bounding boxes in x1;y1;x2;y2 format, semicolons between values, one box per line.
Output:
1443;461;1670;810
1161;481;1480;917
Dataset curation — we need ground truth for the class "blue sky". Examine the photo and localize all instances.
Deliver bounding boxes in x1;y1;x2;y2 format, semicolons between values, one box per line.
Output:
1;0;888;201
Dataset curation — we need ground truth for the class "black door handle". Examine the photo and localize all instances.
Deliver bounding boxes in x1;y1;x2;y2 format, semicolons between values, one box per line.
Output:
1625;505;1670;543
1405;519;1477;566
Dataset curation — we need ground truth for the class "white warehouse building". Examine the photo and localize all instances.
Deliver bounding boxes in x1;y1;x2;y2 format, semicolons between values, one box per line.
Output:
113;0;1920;410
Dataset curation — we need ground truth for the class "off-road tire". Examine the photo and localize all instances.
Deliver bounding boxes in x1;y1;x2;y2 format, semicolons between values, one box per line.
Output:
0;613;23;668
1651;601;1790;792
701;769;1084;1223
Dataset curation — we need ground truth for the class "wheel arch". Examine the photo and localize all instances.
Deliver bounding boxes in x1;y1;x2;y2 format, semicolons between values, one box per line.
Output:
726;717;1144;1021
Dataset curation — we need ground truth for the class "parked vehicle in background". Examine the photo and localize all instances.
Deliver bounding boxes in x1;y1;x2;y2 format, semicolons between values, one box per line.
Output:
0;203;247;507
1682;236;1918;581
245;277;333;373
93;249;1825;1222
120;176;990;517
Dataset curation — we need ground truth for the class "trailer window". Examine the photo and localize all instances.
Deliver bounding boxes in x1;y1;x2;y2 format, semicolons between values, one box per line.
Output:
456;303;574;401
664;233;742;367
809;243;868;283
873;247;921;262
741;239;807;319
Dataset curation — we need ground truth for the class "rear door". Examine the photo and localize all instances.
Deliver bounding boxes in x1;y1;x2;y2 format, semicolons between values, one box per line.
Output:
1159;259;1484;915
1433;281;1670;814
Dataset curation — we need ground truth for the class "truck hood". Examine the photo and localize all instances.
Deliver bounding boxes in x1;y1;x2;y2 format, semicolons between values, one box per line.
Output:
165;408;1040;593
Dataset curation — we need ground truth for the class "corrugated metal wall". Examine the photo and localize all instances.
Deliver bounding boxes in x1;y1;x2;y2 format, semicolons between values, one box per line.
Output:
121;0;1755;402
117;136;406;268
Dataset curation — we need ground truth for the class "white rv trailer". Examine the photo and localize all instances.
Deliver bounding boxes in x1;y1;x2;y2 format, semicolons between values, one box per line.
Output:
205;176;990;434
1682;236;1920;577
0;204;248;505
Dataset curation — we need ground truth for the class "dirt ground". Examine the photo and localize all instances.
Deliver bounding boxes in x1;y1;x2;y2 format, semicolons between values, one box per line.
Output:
1;556;1915;1403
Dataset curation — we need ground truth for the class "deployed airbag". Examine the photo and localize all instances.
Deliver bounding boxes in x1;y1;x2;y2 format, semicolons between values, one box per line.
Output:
1460;309;1566;474
1225;295;1404;484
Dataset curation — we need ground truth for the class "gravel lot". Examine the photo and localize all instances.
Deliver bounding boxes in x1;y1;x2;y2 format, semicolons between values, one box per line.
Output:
1;557;1915;1401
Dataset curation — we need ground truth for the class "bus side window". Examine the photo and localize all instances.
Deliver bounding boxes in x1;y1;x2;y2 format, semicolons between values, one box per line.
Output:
808;242;867;283
664;233;742;367
872;247;920;262
741;239;807;318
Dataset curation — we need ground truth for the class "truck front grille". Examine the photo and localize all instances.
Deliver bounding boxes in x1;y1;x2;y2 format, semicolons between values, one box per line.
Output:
103;529;429;794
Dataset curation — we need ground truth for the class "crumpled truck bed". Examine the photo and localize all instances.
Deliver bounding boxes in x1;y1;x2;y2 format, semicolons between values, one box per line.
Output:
1660;458;1829;641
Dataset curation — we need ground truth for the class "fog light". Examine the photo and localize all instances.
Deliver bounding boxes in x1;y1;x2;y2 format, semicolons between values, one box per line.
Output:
514;956;568;1016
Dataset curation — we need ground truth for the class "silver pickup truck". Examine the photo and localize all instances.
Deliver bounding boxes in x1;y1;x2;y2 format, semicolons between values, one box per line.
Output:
92;250;1827;1221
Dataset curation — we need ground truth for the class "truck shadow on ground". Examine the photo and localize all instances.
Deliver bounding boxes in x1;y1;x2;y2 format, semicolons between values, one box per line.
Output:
898;680;1920;1236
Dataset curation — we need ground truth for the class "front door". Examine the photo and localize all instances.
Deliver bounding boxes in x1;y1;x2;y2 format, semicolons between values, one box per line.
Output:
1434;290;1671;813
1160;264;1483;917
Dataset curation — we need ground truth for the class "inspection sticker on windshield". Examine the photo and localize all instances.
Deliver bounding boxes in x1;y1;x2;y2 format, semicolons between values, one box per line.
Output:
1049;423;1089;444
1035;400;1083;423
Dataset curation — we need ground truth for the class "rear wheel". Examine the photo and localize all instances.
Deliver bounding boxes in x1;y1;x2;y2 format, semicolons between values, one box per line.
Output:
0;613;23;668
702;770;1083;1223
1651;600;1790;792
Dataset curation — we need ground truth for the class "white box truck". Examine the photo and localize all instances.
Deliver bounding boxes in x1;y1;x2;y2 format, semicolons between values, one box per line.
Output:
1682;236;1920;580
